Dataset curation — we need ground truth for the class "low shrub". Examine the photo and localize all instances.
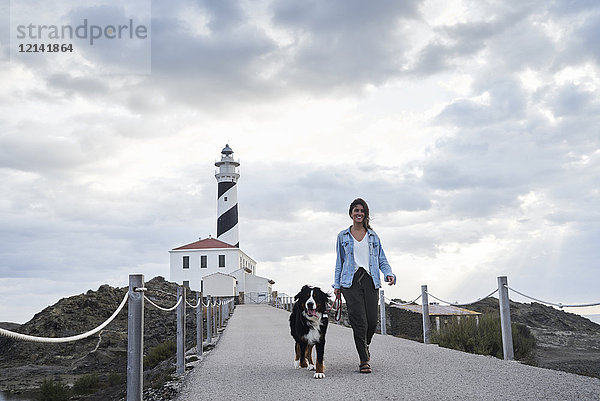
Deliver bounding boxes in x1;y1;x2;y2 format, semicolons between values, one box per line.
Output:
72;373;100;395
432;314;536;362
39;379;71;401
108;372;125;386
144;340;176;369
513;321;536;363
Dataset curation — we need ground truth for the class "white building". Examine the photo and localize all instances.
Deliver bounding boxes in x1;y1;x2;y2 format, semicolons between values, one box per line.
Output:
168;145;275;300
203;272;237;297
229;268;274;303
169;236;256;292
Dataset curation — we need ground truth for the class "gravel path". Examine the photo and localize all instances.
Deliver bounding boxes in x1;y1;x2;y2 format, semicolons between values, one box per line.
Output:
176;304;600;400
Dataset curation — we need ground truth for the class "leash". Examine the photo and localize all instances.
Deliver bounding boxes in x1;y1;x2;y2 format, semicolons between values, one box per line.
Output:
328;295;342;322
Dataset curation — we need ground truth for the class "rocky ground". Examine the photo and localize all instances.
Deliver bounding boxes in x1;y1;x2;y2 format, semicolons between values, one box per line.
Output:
468;297;600;378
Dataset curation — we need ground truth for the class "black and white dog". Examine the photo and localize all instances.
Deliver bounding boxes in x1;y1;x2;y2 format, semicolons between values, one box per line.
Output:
289;285;330;379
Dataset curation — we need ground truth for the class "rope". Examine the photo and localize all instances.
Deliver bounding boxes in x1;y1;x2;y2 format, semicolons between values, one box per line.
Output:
144;295;182;312
186;300;201;309
425;289;498;306
385;294;422;306
504;285;600;308
0;292;128;343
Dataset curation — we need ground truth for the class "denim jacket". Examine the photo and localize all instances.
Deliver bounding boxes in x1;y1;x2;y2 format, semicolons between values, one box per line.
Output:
333;227;395;289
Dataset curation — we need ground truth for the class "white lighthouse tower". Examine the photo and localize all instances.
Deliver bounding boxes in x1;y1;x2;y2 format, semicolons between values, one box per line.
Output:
215;144;240;247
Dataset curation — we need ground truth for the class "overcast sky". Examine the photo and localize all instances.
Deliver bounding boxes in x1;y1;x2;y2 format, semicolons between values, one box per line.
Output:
1;0;599;323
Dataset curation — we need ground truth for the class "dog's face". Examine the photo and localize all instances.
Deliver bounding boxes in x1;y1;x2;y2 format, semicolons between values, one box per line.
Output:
295;285;330;321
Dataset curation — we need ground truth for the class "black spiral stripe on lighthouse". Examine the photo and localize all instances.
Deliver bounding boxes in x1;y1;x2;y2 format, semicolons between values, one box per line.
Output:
218;181;236;198
217;204;238;239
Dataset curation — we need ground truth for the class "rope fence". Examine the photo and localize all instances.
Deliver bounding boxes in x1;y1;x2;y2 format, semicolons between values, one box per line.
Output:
272;276;599;364
144;295;183;312
386;294;422;306
0;274;237;401
0;292;128;343
425;288;499;306
186;299;201;309
2;273;598;399
504;285;600;308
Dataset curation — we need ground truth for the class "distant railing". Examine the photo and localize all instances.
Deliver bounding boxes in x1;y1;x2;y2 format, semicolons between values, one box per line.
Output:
245;291;270;304
0;274;236;401
272;276;600;362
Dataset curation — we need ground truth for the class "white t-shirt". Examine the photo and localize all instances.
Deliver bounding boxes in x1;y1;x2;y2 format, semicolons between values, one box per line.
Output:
353;233;370;275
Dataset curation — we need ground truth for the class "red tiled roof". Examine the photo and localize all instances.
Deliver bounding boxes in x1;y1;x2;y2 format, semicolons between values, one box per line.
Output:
172;238;237;250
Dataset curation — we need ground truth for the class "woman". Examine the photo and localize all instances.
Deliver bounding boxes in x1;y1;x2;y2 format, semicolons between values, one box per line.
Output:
333;198;396;374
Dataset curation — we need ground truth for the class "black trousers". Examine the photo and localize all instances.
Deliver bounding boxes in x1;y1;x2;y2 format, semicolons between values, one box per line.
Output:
341;267;379;363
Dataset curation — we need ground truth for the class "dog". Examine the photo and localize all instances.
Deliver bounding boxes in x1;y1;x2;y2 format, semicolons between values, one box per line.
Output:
289;285;330;379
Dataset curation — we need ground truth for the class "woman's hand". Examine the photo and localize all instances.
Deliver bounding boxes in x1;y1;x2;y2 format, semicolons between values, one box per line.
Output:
334;288;342;298
386;275;396;285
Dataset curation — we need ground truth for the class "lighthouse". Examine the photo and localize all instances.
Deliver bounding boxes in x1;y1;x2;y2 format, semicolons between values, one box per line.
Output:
169;144;275;301
215;144;240;247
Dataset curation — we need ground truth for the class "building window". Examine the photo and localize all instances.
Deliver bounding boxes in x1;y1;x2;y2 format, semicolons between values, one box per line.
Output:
224;196;228;201
219;255;225;268
183;280;189;288
182;256;189;269
201;255;207;269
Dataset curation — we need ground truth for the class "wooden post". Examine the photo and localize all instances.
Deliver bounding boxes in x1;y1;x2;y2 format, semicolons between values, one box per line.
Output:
127;274;144;401
196;292;203;357
176;286;186;376
421;285;430;344
218;297;223;329
213;298;217;335
215;297;219;331
498;276;514;360
379;290;387;335
206;295;212;344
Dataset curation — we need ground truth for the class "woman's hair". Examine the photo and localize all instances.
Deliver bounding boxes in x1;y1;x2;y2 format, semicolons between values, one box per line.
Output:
349;198;371;230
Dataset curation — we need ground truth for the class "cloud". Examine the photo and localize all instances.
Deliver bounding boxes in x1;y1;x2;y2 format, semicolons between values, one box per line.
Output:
546;83;598;117
130;0;425;110
145;0;279;108
435;81;527;127
271;0;421;89
2;0;600;323
242;162;431;221
0;125;91;172
46;73;110;97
